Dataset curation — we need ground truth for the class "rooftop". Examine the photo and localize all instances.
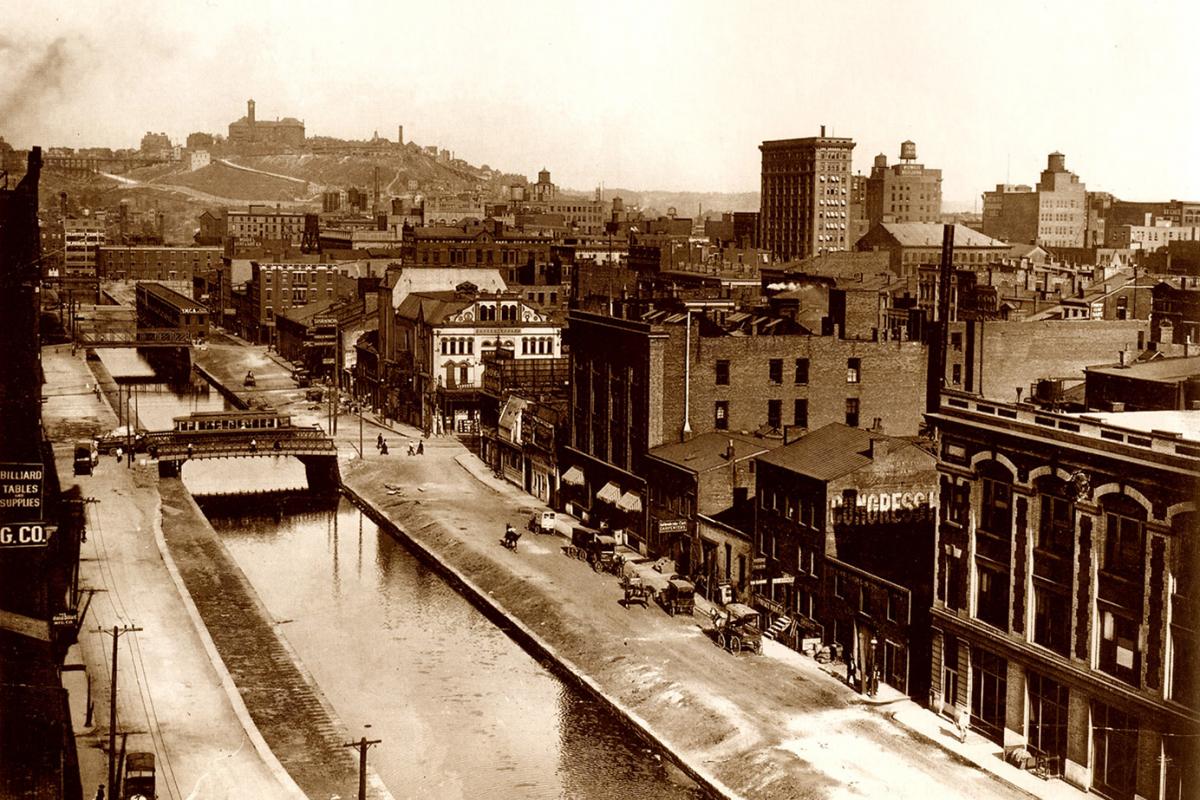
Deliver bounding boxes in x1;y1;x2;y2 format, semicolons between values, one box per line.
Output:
757;423;903;481
1073;410;1200;443
1086;355;1200;383
880;223;1008;249
648;432;778;474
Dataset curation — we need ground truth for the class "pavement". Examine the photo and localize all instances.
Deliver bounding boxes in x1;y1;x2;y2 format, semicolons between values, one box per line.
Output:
48;329;1094;800
41;344;293;800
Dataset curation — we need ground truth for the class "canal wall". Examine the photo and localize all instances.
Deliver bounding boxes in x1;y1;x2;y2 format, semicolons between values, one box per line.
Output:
340;482;738;800
193;364;250;410
158;478;393;800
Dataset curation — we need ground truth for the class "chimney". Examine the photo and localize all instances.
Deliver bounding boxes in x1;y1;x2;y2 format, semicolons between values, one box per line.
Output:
247;98;255;124
724;438;734;460
1118;349;1128;367
820;125;826;137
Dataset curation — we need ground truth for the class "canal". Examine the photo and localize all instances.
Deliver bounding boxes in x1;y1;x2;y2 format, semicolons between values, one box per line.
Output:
103;350;703;800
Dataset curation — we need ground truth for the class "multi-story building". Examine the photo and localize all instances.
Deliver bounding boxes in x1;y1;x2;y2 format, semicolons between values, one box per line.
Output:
236;261;358;345
856;222;1010;277
982;153;1088;248
926;391;1198;799
849;174;870;246
865;141;943;228
227;99;305;148
63;218;105;279
401;220;556;284
225;205;306;245
1150;279;1200;347
139;131;171;154
1084;355;1200;413
560;303;928;553
759;127;856;260
1108;221;1199;253
754;423;939;697
391;284;562;434
98;245;221;283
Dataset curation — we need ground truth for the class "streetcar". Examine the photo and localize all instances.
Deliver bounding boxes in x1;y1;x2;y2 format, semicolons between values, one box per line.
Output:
171;409;292;435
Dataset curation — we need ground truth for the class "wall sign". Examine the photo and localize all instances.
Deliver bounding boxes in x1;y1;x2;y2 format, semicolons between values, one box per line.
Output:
0;463;43;522
830;490;933;525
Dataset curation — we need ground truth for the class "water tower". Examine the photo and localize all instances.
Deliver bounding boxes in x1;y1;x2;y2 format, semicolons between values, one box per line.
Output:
900;140;917;162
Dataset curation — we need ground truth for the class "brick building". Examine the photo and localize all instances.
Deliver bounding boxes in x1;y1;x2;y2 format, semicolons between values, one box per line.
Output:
754;424;938;697
227;99;305;148
856;222;1010;277
98;245;221;282
561;304;928;553
401;220;555;283
926;391;1198;799
1085;356;1200;412
865;140;943;227
759;127;856;260
982;153;1089;248
1150;280;1200;346
235;262;358;345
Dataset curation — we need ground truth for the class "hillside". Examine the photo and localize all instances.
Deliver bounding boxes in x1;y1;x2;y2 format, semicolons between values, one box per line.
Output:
599;188;760;219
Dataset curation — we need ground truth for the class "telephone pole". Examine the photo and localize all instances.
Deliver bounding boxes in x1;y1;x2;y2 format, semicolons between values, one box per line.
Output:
101;624;143;795
343;735;381;800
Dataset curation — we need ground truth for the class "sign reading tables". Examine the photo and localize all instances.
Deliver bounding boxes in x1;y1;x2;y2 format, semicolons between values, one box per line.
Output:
0;463;44;523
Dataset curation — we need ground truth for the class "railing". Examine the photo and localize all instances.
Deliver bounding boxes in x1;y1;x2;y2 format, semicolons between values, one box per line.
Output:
940;391;1199;460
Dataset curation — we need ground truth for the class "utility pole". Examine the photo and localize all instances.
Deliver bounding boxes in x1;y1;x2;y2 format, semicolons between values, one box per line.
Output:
101;624;143;795
342;736;381;800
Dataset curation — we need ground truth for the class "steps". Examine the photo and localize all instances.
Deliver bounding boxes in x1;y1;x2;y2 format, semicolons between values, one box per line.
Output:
764;615;792;641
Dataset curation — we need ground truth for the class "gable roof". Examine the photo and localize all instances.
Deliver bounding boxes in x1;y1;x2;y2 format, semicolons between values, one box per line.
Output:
648;432;778;474
880;223;1008;249
394;291;471;324
756;423;886;481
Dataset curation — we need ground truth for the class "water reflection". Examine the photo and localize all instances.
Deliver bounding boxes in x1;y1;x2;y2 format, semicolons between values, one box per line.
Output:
202;496;704;800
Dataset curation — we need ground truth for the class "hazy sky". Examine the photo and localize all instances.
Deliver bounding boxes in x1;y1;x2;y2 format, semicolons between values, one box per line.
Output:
3;0;1197;205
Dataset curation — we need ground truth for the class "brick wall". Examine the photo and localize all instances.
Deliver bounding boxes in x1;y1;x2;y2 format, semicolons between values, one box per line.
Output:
977;319;1148;400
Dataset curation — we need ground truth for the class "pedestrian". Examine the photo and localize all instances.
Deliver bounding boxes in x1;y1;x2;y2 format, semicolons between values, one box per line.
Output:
407;441;416;456
94;784;105;800
955;707;969;743
416;440;424;455
380;440;389;455
249;438;257;452
115;446;123;463
377;433;384;451
186;443;194;459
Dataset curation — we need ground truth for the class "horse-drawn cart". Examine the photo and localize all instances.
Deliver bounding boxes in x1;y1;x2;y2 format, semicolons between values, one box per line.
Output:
621;574;654;608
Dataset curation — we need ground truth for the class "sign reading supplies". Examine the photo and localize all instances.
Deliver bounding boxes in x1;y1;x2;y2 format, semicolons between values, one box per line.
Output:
0;463;44;522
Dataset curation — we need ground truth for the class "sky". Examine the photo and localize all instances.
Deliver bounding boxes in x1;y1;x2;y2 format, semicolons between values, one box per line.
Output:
2;0;1198;207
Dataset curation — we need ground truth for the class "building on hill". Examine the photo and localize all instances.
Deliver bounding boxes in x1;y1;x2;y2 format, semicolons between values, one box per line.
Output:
224;205;306;246
753;423;939;698
925;391;1198;799
759;127;856;260
227;98;305;148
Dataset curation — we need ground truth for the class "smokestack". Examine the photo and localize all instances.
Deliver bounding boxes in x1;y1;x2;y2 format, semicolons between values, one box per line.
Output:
397;124;404;146
820;125;826;137
247;98;256;124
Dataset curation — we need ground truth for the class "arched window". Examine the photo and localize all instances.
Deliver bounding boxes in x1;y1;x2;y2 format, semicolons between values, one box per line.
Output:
978;461;1014;539
1100;494;1146;578
1034;476;1075;555
521;338;529;355
466;338;473;354
441;339;448;355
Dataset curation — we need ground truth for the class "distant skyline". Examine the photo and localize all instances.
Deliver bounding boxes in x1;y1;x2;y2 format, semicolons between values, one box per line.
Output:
2;0;1198;206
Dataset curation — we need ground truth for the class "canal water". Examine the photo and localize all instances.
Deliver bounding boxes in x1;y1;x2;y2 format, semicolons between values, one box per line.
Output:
104;350;703;800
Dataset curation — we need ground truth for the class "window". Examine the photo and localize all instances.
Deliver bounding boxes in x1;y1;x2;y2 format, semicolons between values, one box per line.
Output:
975;563;1009;630
946;482;970;526
981;473;1013;538
768;359;783;384
794;358;809;384
834;573;845;598
847;358;861;383
1103;499;1145;578
858;586;870;615
886;593;898;622
1032;585;1072;656
1093;702;1138;800
1027;672;1068;763
767;399;782;429
1037;487;1075;555
1099;608;1140;685
714;401;729;430
793;399;808;428
459;365;469;385
844;398;860;427
715;360;730;385
970;648;1007;743
952;363;962;385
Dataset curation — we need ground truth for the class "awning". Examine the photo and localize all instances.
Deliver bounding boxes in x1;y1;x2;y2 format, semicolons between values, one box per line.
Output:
596;481;622;504
561;466;584;486
616;491;643;513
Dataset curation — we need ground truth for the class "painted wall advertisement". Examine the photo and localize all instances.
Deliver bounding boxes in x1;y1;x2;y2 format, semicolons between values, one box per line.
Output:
830;489;934;526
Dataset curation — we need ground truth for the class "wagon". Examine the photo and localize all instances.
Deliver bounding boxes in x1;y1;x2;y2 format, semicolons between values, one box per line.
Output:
711;603;763;654
657;577;695;617
621;574;654;608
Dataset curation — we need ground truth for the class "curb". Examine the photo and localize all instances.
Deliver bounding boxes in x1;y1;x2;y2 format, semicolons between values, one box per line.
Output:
159;480;396;800
341;481;740;800
152;484;309;800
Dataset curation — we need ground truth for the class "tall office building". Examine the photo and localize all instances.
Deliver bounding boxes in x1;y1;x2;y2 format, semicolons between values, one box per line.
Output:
982;152;1087;248
759;127;856;260
866;140;942;227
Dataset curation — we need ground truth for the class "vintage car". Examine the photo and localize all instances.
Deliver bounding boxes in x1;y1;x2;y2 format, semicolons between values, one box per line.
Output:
711;602;763;654
243;370;257;387
527;509;557;534
658;577;696;617
124;751;155;800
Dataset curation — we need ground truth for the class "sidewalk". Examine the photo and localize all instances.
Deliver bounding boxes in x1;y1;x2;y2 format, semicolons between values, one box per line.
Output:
42;345;297;800
451;447;1089;800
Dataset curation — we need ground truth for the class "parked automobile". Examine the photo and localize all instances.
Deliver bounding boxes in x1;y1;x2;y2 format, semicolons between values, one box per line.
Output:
73;442;94;475
711;602;763;654
243;370;256;387
527;509;557;534
658;577;695;617
123;751;155;800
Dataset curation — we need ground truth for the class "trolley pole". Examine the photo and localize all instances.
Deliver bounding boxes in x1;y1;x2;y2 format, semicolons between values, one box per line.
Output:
343;736;381;800
101;624;142;794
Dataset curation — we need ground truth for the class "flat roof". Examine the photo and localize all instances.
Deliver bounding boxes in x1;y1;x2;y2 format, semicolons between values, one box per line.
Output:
1073;410;1200;443
648;432;778;473
1086;356;1200;382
